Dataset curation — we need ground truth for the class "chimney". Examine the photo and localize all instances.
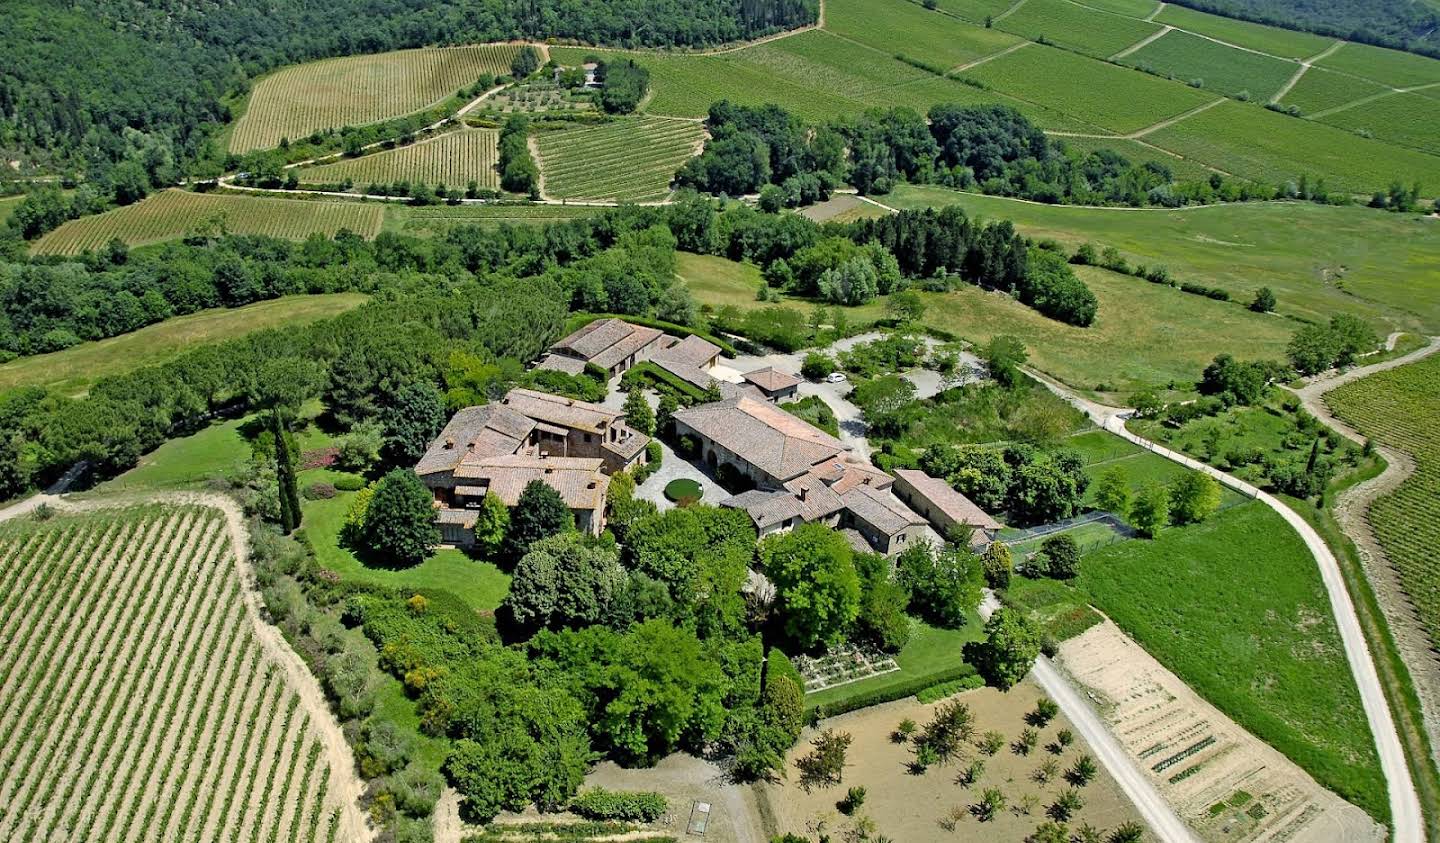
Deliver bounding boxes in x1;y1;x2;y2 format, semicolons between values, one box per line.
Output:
799;486;808;501
443;437;455;450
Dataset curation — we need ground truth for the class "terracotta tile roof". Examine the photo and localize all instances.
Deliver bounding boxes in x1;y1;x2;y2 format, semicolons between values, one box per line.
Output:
893;469;1002;531
673;397;847;483
534;353;587;375
781;472;847;521
742;366;802;393
839;528;874;555
436;508;479;527
551;318;664;371
455;454;608;510
652;355;718;390
721;489;805;530
656;334;721;367
841;485;925;537
501;387;621;433
415;404;537;475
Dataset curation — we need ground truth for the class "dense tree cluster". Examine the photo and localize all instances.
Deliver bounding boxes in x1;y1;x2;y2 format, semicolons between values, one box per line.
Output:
498;115;540;197
1167;0;1440;60
920;443;1089;527
676;101;1270;209
595;59;651;114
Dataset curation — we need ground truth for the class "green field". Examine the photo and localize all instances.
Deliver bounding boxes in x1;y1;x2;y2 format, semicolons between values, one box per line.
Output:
1143;98;1440;196
0;194;21;226
1279;68;1389;115
997;0;1162;58
1327;354;1440;655
933;0;1020;23
1316;91;1440;157
825;0;1023;68
32;190;385;256
1054;135;1216;181
1314;42;1440;90
0;294;367;397
1079;501;1386;819
534;117;703;202
383;202;600;235
970;43;1214;134
1125;30;1298;100
297;129;500;190
1152;3;1334;59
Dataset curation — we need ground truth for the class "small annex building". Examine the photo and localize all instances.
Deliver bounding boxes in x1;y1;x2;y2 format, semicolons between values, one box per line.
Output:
415;388;649;544
741;366;802;402
892;468;1002;543
537;318;666;379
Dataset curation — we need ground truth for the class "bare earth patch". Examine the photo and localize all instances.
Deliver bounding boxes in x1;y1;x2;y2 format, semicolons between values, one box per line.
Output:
1056;620;1384;843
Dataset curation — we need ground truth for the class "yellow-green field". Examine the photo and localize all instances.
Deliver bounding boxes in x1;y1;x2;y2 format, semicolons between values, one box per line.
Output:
230;44;520;153
534;117;703;203
297;129;500;190
0;294;368;397
32;190;385;256
382;202;601;235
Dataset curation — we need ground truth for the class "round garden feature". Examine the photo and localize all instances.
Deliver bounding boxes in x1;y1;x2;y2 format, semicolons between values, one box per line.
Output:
663;478;704;504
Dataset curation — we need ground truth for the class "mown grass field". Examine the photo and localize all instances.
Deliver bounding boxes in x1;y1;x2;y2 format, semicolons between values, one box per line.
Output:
1316;91;1440;157
996;0;1162;59
969;44;1214;134
1142;98;1440;196
1125;30;1298;99
0;294;366;397
1314;41;1440;90
0;506;354;842
32;190;384;256
230;44;520;153
1327;354;1440;656
1078;501;1387;820
886;184;1440;332
534;117;703;202
298;129;500;190
1151;3;1334;59
825;0;1022;68
383;202;600;235
1278;68;1389;115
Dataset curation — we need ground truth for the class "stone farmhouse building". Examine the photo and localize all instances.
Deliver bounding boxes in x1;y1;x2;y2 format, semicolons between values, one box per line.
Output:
536;318;669;379
892;468;1002;545
414;388;649;544
674;396;929;555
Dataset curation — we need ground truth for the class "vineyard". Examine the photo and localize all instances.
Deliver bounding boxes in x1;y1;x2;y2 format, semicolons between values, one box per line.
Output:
1123;31;1298;100
299;129;501;191
1316;92;1440;157
534;117;704;203
0;505;360;842
1278;68;1388;115
996;0;1162;59
1314;42;1440;90
1327;354;1440;655
230;44;521;153
32;191;384;257
1150;4;1332;59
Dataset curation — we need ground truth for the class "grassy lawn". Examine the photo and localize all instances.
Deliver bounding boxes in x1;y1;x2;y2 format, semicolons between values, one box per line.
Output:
884;184;1440;334
1078;501;1387;820
0;293;368;396
92;416;258;494
297;472;511;613
1002;575;1102;641
803;615;984;710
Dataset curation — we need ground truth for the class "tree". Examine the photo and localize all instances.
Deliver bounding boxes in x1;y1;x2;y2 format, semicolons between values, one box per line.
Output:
1033;533;1079;579
759;524;862;650
272;411;302;533
655;391;680;435
624;388;656;436
801;352;837;381
510;46;540;79
983;335;1028;388
1197;354;1267;405
854;552;912;652
981;541;1013;589
471;493;510;558
1108;822;1145;843
970;607;1040;690
1250;287;1276;313
337;421;384;473
896;542;983;628
886;290;926;324
1093;466;1131;519
1066;754;1097;786
1168;472;1221;525
1130;481;1170;538
505;480;573;561
501;533;627;634
1288;324;1342;376
380;382;447;465
1329;314;1377;365
361;469;440;566
795;729;852;788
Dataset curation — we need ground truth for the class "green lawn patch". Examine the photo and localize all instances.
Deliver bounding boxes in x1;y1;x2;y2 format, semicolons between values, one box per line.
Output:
662;478;703;503
1078;501;1387;820
1002;575;1103;641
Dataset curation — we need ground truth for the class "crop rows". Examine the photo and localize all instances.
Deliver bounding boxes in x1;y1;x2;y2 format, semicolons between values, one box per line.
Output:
1314;41;1440;91
1278;68;1388;115
997;0;1162;59
231;44;521;153
536;117;704;203
1316;90;1440;157
32;190;384;257
1124;30;1298;100
300;129;501;190
0;507;344;842
1151;3;1333;59
825;0;1021;68
1326;354;1440;655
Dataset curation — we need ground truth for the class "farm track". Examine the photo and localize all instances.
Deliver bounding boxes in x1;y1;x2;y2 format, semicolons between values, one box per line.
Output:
1110;25;1173;61
0;498;371;842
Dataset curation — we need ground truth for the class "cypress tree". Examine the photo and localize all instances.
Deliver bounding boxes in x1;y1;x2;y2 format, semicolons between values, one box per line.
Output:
273;410;302;533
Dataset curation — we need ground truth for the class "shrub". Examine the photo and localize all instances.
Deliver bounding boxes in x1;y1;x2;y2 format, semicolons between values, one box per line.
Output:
303;481;337;500
333;473;367;491
570;787;667;822
806;665;978;720
838;785;867;814
916;674;985;703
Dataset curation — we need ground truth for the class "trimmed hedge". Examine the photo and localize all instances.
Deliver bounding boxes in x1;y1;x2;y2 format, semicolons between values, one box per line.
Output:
806;663;980;720
563;312;738;357
570;787;668;822
916;674;985;704
621;362;709;401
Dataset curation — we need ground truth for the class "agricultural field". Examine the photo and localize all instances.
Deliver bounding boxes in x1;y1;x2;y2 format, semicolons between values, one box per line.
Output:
533;116;704;203
32;190;384;256
230;45;520;153
0;505;359;842
1151;3;1335;59
1316;91;1440;157
1067;0;1164;17
824;0;1023;68
1314;41;1440;90
1123;30;1298;100
968;43;1214;134
1078;501;1387;819
1327;354;1440;655
1142;98;1440;195
1053;135;1216;181
297;129;500;191
1278;68;1390;115
931;0;1018;23
0;294;367;397
996;0;1163;59
884;184;1440;332
383;202;600;235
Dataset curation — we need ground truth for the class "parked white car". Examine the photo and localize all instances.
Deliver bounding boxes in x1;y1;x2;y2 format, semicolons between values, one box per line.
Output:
824;372;846;383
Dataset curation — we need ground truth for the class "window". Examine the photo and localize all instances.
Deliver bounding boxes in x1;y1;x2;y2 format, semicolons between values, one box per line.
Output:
584;433;592;443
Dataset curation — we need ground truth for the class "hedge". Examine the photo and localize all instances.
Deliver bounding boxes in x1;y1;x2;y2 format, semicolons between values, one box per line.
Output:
916;674;985;704
570;787;668;822
806;663;980;720
621;362;709;401
563;312;739;357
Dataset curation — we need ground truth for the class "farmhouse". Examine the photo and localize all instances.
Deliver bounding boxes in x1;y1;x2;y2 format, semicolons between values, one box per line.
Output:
892;468;1002;543
675;396;927;554
415;388;649;543
538;318;666;378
